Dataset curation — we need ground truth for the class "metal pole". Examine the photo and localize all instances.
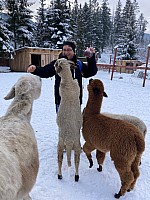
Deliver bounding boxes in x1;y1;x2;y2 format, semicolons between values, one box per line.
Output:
142;45;150;87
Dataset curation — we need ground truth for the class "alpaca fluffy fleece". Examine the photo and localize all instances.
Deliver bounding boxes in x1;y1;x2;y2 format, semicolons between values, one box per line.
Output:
82;78;145;199
54;58;83;182
95;113;147;168
0;74;41;200
102;113;147;138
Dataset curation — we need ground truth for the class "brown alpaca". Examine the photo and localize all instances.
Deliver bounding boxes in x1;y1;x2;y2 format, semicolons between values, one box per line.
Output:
82;78;145;199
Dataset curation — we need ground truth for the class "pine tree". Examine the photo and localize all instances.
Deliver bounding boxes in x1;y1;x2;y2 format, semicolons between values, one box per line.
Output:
117;0;137;59
35;0;48;47
43;2;55;48
6;0;35;48
6;0;19;49
0;3;14;58
100;0;111;52
47;0;72;48
75;2;91;56
94;5;103;52
17;0;35;47
113;0;123;46
75;4;85;56
82;2;92;47
2;0;148;56
136;13;148;44
89;0;101;50
70;0;79;42
0;1;3;10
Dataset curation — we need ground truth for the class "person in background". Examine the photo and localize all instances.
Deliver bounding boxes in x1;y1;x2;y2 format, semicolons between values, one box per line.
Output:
27;41;98;112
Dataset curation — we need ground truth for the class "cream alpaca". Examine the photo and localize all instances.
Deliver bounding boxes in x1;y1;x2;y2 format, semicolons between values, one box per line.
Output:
82;78;145;199
0;74;41;200
102;113;147;138
54;58;82;182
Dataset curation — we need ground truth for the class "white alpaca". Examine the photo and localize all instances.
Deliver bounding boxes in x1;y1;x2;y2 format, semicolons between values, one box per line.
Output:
102;113;147;138
0;74;41;200
54;58;83;182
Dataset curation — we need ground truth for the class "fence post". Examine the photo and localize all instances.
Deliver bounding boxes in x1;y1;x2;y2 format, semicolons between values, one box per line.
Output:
142;44;150;87
108;54;112;73
111;46;118;80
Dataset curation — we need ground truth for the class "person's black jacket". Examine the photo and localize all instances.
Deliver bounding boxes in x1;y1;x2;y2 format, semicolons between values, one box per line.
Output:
32;53;97;105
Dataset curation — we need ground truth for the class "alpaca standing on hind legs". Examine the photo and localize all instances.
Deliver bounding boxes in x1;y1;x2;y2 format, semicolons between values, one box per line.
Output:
54;58;83;182
82;78;145;198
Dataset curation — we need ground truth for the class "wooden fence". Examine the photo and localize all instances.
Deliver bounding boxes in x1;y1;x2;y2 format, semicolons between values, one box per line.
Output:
96;63;150;87
96;46;150;87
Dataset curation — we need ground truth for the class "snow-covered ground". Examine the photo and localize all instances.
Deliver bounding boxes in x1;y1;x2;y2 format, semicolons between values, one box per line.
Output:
0;66;11;73
0;66;150;200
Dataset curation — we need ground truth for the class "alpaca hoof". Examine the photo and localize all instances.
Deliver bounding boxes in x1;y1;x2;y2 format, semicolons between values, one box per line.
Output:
114;190;122;199
114;193;121;199
127;187;133;192
58;174;62;180
89;159;93;168
75;175;79;182
97;165;102;172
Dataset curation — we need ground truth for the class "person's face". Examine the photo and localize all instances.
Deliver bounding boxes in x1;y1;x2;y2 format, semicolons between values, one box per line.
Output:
62;45;75;60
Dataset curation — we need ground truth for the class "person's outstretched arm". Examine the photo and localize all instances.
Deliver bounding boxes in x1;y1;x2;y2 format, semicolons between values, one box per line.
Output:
27;60;56;78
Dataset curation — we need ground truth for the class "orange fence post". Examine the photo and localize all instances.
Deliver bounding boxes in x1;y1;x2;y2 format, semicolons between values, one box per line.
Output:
142;45;150;87
111;46;118;80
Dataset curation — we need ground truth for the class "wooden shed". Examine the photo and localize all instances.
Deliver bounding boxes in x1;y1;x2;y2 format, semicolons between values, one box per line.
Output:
0;58;9;66
9;47;62;72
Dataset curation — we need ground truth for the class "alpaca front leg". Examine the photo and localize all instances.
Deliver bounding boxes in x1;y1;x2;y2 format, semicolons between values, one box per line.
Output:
57;142;64;179
83;142;95;168
96;149;106;172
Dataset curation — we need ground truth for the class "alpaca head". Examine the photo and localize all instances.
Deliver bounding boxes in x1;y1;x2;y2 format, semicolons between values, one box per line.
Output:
54;58;76;76
4;74;42;101
88;79;108;97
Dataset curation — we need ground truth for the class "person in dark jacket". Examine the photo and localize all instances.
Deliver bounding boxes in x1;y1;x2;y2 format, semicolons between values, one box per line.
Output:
27;41;98;112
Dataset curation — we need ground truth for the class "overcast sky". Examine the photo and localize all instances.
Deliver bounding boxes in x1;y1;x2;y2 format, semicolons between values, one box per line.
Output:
30;0;150;34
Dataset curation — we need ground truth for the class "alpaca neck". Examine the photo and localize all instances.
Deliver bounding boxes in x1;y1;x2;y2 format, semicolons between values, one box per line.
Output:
5;97;32;122
85;94;103;114
61;68;73;84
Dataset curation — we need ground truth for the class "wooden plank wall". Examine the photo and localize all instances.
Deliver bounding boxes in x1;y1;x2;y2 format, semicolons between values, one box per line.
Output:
9;48;61;72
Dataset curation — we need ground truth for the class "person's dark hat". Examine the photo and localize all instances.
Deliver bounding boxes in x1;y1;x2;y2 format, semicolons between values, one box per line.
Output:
62;41;76;53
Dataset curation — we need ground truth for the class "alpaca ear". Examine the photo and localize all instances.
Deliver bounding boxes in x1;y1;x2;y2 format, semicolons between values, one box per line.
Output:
4;85;15;100
89;78;93;84
68;60;76;69
54;60;62;73
103;91;108;97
